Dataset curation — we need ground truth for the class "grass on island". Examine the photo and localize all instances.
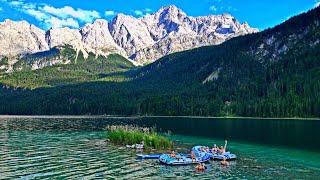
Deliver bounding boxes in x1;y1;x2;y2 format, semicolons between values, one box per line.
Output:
106;125;173;150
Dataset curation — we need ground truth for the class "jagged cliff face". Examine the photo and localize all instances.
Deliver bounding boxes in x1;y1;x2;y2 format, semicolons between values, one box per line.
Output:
109;14;154;56
80;19;126;56
129;6;258;64
46;19;124;59
0;5;258;71
0;20;49;57
46;28;84;52
109;6;258;64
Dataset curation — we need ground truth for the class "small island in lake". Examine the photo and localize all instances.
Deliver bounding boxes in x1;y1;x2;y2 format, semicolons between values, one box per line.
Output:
107;125;173;150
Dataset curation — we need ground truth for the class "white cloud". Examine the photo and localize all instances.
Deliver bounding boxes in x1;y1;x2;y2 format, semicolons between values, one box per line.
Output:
45;17;79;29
144;8;152;12
105;10;115;16
315;2;320;7
2;0;100;29
41;5;100;23
210;5;237;12
9;1;23;7
133;8;152;17
209;5;217;11
134;10;143;16
25;9;49;21
209;0;237;12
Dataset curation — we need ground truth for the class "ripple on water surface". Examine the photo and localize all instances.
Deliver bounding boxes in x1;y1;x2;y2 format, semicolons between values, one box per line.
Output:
0;118;320;179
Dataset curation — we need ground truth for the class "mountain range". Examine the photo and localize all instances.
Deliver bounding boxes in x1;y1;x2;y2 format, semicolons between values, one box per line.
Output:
0;5;257;72
0;6;319;118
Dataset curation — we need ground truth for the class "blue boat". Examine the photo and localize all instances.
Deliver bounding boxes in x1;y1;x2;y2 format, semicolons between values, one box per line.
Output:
159;153;211;165
192;146;210;155
192;145;237;160
212;152;237;160
137;144;236;164
136;154;162;159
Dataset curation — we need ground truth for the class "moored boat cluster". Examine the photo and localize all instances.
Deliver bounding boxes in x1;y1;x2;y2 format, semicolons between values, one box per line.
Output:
138;141;237;168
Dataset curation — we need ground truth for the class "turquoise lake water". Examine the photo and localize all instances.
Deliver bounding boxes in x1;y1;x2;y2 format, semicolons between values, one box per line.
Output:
0;117;319;179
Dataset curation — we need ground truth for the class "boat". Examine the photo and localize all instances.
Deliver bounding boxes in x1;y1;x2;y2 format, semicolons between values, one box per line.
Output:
212;152;237;160
192;146;211;155
159;153;211;165
136;154;162;159
192;145;237;160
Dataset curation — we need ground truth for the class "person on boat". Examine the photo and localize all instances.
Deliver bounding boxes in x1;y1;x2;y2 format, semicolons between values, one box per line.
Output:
220;157;229;166
191;151;196;162
204;146;210;152
199;146;204;152
212;144;218;153
170;150;176;158
219;146;225;154
219;140;228;154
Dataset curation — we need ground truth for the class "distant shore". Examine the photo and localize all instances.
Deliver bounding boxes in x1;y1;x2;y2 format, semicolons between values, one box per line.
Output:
0;115;319;120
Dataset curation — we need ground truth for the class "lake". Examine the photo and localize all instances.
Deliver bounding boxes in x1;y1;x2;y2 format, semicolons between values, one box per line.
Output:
0;117;319;179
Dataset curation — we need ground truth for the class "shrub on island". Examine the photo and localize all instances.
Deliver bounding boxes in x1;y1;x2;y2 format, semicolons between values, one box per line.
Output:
106;125;173;150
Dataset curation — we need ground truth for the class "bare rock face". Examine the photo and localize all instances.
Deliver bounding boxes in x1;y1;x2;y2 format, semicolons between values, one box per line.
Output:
80;19;125;56
109;14;154;56
45;20;125;59
135;7;258;64
0;19;49;57
142;5;194;41
46;28;82;49
133;33;227;64
109;5;258;64
45;27;87;57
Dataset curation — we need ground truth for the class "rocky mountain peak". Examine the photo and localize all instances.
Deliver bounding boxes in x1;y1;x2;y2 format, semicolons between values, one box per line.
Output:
109;13;154;56
221;13;234;19
126;6;258;64
80;19;124;56
111;13;139;27
92;19;108;26
45;27;83;49
157;5;187;21
0;5;258;68
0;19;49;57
141;5;192;41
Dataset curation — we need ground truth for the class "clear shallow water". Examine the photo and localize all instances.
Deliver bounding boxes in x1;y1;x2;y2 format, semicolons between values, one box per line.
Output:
0;117;319;179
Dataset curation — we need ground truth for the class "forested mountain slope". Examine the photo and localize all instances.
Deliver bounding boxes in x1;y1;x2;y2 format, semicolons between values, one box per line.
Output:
0;7;319;117
0;46;134;89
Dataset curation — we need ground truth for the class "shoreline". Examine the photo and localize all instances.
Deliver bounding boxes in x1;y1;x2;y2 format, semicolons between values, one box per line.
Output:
0;115;319;120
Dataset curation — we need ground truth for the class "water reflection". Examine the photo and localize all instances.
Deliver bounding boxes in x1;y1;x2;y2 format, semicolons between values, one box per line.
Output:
2;117;318;151
140;117;320;151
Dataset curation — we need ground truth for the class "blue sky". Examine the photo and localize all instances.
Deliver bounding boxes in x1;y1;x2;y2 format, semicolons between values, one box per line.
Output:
0;0;319;30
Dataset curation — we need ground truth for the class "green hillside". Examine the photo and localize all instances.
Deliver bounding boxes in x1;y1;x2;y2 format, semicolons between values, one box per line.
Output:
0;46;134;89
